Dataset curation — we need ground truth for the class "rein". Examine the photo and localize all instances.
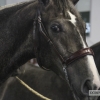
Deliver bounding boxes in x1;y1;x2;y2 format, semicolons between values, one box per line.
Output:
15;76;52;100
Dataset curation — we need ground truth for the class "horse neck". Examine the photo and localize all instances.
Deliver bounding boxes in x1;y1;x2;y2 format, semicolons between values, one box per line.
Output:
0;0;37;59
0;1;37;84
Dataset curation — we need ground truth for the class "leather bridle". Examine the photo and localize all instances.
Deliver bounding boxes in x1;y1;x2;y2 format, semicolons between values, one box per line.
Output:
33;9;94;69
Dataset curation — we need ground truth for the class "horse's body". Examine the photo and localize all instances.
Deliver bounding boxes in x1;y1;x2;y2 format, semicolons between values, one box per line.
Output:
91;42;100;73
0;0;100;99
0;42;100;100
0;63;74;100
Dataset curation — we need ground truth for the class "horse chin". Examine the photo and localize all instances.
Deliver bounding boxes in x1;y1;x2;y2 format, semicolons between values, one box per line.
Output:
70;84;99;100
73;89;99;100
73;90;99;100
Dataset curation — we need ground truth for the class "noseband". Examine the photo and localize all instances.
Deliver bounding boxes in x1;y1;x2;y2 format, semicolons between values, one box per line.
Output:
33;9;94;69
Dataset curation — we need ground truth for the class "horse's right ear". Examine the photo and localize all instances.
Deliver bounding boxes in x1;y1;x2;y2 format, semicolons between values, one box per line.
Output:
72;0;79;5
38;0;50;6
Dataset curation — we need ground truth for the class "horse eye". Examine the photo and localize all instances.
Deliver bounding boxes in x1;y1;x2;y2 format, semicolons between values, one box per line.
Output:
51;25;62;32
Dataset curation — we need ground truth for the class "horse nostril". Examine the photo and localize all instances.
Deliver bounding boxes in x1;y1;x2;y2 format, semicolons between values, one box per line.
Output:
81;80;94;96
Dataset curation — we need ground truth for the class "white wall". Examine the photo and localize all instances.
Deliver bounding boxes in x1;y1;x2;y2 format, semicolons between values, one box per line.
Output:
0;0;6;6
76;0;91;12
87;0;100;46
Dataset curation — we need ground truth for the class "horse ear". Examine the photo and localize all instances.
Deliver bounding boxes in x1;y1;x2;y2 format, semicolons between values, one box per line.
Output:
72;0;79;5
38;0;49;6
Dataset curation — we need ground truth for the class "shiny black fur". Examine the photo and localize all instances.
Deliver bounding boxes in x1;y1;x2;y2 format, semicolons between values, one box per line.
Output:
0;0;99;100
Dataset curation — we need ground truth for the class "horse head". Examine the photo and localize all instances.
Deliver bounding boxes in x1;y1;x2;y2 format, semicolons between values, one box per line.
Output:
0;0;99;99
33;0;100;100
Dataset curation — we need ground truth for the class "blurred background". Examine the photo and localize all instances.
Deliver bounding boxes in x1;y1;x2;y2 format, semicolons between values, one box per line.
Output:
0;0;100;46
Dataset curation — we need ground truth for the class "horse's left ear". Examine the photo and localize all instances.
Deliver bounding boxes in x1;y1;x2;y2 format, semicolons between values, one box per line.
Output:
38;0;49;6
72;0;79;5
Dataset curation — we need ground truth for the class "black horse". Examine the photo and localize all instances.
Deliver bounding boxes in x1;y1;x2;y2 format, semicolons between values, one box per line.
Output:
0;42;100;100
91;42;100;73
0;0;100;100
